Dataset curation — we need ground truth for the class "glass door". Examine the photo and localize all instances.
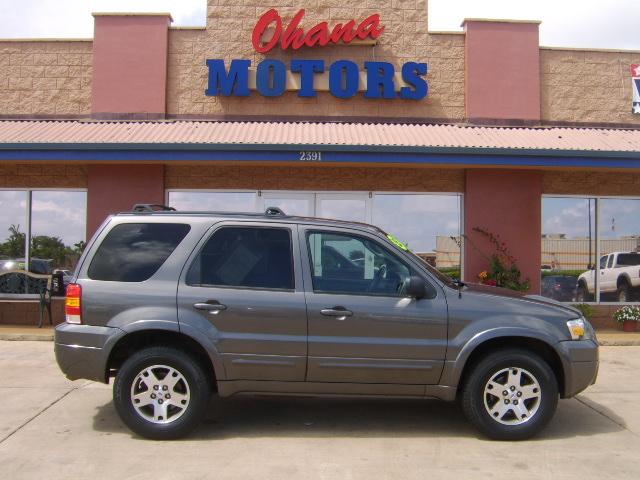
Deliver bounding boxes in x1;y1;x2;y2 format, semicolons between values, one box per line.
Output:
260;192;315;217
316;193;369;222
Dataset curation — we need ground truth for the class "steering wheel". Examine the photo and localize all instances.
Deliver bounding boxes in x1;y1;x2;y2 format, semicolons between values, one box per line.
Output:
367;264;387;292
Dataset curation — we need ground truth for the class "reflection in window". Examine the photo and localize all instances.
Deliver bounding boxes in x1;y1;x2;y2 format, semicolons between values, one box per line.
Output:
168;191;258;212
32;191;87;274
0;190;87;296
187;227;294;290
372;194;461;277
541;197;596;303
599;199;640;303
0;191;28;267
307;231;411;296
89;223;190;282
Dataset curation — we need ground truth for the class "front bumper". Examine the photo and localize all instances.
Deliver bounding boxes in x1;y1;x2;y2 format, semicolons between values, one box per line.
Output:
54;323;124;383
557;339;599;398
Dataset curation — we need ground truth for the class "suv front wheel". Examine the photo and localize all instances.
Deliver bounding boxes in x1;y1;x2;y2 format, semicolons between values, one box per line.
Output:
113;346;211;440
461;349;558;440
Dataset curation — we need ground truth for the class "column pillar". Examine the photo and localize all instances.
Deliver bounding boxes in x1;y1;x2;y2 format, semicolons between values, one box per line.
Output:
464;170;542;293
87;164;165;238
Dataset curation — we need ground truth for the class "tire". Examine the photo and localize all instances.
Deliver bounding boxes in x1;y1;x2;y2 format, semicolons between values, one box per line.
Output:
576;283;591;302
461;349;558;441
617;281;630;303
113;346;211;440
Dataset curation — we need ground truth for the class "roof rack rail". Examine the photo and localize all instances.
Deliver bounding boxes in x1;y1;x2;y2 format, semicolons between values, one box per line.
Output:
132;204;177;213
265;207;286;217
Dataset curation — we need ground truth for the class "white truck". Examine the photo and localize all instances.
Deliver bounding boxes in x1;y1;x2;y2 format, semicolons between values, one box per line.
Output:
577;251;640;302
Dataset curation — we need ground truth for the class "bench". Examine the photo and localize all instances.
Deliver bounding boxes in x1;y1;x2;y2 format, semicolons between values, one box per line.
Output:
0;270;54;328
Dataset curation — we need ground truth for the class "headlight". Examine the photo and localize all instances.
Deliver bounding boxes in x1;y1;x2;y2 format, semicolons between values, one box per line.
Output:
566;318;592;340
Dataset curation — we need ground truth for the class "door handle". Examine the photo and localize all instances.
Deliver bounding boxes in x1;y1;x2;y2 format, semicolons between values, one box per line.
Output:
193;302;227;314
320;307;353;321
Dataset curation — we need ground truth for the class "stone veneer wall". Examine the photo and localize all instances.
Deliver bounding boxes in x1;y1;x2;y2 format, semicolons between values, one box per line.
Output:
541;47;640;125
166;0;466;119
0;40;92;116
542;170;640;196
165;164;465;191
0;163;88;188
0;2;640;126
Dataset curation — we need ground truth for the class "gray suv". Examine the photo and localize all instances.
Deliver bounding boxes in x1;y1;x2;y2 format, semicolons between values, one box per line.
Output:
55;205;599;440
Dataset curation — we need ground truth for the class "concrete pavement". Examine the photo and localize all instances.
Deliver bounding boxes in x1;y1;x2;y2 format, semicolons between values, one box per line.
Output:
0;341;638;480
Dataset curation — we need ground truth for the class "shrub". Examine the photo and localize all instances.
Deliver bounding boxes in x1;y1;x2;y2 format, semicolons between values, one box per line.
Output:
613;306;640;324
571;303;595;320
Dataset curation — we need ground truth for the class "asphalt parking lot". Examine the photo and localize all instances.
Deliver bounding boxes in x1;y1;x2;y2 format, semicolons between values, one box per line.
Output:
0;342;638;480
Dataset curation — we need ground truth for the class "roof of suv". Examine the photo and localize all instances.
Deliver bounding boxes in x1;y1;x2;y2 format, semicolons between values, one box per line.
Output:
116;206;385;236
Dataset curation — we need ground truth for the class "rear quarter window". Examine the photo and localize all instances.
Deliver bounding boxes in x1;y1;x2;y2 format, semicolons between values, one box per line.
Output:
88;223;190;282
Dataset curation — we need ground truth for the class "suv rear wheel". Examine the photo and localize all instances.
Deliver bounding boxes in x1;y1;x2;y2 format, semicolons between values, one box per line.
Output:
461;349;558;440
113;346;211;440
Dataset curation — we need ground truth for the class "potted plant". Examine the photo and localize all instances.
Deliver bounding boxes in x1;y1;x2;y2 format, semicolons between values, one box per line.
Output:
613;305;640;332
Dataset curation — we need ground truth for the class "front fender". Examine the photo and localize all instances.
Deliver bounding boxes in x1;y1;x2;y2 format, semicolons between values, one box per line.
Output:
440;324;563;388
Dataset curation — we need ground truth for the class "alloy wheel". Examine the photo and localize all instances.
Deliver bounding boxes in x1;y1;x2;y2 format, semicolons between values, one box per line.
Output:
483;367;542;425
130;364;191;424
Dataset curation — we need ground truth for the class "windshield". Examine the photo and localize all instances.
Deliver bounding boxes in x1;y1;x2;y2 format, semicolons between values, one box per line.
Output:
379;228;457;287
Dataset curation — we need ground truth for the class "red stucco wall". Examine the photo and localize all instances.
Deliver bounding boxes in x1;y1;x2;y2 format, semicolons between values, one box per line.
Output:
464;169;542;293
464;20;541;122
87;164;165;237
92;14;171;117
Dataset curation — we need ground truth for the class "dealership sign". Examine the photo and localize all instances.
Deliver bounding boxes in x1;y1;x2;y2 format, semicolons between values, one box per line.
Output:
205;9;429;101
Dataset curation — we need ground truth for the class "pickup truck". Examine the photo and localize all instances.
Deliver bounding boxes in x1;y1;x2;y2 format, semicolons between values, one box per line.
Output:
577;251;640;302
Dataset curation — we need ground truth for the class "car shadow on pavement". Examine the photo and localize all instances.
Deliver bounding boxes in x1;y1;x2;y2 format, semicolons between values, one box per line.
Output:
91;394;625;441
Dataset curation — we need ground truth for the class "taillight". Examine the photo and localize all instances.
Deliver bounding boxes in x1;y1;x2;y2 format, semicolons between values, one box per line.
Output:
65;283;82;324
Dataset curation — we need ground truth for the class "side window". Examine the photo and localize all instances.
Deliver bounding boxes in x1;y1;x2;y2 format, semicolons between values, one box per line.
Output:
607;255;615;269
187;227;294;290
600;255;608;270
88;223;190;282
307;231;411;296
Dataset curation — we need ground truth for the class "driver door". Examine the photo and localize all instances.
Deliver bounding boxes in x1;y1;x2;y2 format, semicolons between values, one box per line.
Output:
300;226;448;385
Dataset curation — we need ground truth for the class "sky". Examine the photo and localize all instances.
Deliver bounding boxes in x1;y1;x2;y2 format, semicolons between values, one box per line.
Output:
0;191;87;247
1;0;640;50
543;198;640;240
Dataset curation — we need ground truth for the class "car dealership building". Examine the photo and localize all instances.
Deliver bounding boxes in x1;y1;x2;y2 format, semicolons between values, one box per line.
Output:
1;0;640;327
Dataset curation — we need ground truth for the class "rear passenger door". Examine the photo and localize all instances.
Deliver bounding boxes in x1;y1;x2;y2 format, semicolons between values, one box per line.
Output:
177;222;307;382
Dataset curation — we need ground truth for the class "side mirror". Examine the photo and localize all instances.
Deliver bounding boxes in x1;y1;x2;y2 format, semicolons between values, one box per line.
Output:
406;276;427;299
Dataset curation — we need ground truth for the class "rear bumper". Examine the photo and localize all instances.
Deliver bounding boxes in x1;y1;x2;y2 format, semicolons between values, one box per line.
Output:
54;323;124;383
557;339;599;398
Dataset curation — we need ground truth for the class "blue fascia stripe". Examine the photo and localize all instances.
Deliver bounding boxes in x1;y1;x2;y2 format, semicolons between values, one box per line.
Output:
0;148;640;169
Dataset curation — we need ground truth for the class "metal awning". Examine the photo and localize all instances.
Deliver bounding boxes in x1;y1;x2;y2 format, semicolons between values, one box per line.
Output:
0;120;639;168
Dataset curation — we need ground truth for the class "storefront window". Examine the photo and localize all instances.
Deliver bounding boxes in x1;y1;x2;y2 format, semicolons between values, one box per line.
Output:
0;189;87;296
32;191;87;273
372;194;462;277
167;191;258;212
0;191;28;269
541;197;596;303
317;194;368;222
541;196;640;304
262;193;314;216
166;190;463;279
598;199;640;303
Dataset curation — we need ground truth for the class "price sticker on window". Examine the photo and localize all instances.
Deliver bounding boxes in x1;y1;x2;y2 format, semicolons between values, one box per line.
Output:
387;234;409;251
